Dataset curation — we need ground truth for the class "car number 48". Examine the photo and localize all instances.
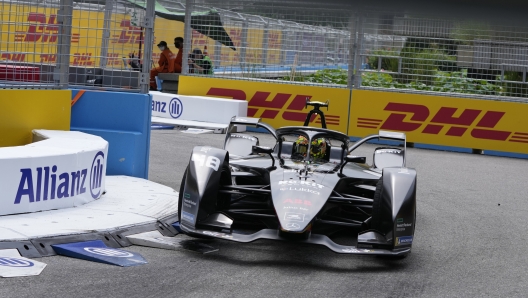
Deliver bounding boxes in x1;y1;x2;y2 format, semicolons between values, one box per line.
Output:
192;153;221;171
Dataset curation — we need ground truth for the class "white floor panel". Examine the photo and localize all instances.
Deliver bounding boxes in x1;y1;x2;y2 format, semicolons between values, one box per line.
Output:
0;176;178;241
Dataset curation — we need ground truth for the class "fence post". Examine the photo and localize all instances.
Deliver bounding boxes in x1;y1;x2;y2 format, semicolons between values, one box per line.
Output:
240;20;249;74
261;22;269;66
54;0;73;89
182;0;194;75
349;13;363;89
139;0;156;94
99;0;114;69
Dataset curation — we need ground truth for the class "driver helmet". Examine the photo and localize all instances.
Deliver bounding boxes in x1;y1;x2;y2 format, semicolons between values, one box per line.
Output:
294;135;327;159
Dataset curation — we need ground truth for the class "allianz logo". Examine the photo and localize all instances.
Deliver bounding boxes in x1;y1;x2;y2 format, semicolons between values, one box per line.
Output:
14;151;105;204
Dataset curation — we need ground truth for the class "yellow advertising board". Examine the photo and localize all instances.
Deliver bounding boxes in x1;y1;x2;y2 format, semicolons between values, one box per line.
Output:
349;89;528;154
0;90;71;147
178;76;351;133
0;4;280;68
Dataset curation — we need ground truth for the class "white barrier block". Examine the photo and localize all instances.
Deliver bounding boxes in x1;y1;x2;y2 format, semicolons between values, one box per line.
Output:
150;91;247;132
0;130;108;216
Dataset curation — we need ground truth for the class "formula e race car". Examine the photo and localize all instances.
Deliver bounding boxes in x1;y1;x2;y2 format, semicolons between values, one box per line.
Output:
176;99;417;257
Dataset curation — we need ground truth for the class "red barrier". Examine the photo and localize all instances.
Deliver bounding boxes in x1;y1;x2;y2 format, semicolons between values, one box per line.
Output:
0;64;40;82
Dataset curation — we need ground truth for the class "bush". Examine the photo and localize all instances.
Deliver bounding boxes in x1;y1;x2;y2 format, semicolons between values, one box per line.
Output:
281;68;348;85
361;70;502;96
367;49;399;73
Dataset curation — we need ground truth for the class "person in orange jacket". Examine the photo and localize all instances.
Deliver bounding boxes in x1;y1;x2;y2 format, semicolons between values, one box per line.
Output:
150;41;174;91
173;37;184;73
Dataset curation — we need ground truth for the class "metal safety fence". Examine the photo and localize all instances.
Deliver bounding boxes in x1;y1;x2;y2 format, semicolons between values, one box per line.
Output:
1;0;528;100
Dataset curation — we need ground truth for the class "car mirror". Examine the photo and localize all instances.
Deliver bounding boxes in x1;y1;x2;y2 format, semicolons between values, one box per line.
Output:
345;155;366;163
373;147;404;169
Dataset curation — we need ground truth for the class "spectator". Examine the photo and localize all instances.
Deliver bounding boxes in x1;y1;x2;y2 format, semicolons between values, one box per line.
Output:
188;48;214;75
173;37;184;73
150;41;173;91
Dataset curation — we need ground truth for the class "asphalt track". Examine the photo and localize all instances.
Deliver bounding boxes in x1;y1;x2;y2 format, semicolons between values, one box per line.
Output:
1;129;528;298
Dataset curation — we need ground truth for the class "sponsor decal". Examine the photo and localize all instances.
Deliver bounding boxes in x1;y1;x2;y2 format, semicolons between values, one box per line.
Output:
358;102;528;144
181;211;195;224
396;236;414;246
83;247;134;258
206;88;341;126
90;151;105;199
278;180;324;189
112;19;143;44
183;198;197;208
0;257;34;267
283;206;309;211
342;248;372;253
192;153;221;171
283;199;312;206
184;193;191;199
152;100;167;113
14;151;104;204
396;222;412;232
284;212;305;222
169;98;183;119
397;218;404;223
284;223;300;230
230;134;257;141
280;187;320;195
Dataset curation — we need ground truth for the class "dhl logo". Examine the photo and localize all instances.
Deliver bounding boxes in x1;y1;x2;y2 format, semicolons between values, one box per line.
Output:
206;87;340;126
357;102;528;143
13;13;80;43
2;53;58;63
72;53;94;66
1;53;26;62
112;20;143;44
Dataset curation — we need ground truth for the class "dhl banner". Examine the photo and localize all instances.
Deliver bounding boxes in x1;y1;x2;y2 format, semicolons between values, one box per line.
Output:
0;4;280;67
178;76;351;133
349;89;528;154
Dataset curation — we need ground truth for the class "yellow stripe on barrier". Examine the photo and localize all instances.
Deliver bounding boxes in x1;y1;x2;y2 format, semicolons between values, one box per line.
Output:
349;89;528;154
178;76;351;134
0;90;71;147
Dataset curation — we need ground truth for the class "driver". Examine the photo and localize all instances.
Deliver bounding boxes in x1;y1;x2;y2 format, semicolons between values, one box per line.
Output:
293;135;327;160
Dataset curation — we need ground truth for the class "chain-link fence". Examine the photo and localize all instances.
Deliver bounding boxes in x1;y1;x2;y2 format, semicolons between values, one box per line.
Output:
357;11;528;101
2;0;528;100
0;0;151;91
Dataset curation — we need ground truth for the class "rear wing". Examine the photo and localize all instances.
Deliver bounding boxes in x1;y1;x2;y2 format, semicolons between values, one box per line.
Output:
223;116;278;149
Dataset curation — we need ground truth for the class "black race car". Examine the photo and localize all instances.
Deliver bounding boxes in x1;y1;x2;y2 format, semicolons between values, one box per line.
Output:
176;100;417;257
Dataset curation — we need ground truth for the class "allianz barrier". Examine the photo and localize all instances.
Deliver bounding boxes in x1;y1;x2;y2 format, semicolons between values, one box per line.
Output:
0;130;108;216
178;76;528;158
150;91;248;133
70;89;152;179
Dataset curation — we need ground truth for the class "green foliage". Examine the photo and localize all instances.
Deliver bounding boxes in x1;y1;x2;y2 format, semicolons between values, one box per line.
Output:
398;38;457;85
281;68;348;85
361;70;502;96
367;49;399;73
501;71;528;98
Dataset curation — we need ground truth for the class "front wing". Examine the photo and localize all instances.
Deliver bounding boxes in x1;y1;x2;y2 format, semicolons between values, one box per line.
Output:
180;223;410;256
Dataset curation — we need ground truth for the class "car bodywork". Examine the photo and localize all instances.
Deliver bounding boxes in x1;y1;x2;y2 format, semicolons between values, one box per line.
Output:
177;101;417;256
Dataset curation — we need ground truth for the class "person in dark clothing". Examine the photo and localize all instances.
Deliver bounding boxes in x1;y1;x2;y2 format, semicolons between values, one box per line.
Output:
173;37;184;73
188;48;213;75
